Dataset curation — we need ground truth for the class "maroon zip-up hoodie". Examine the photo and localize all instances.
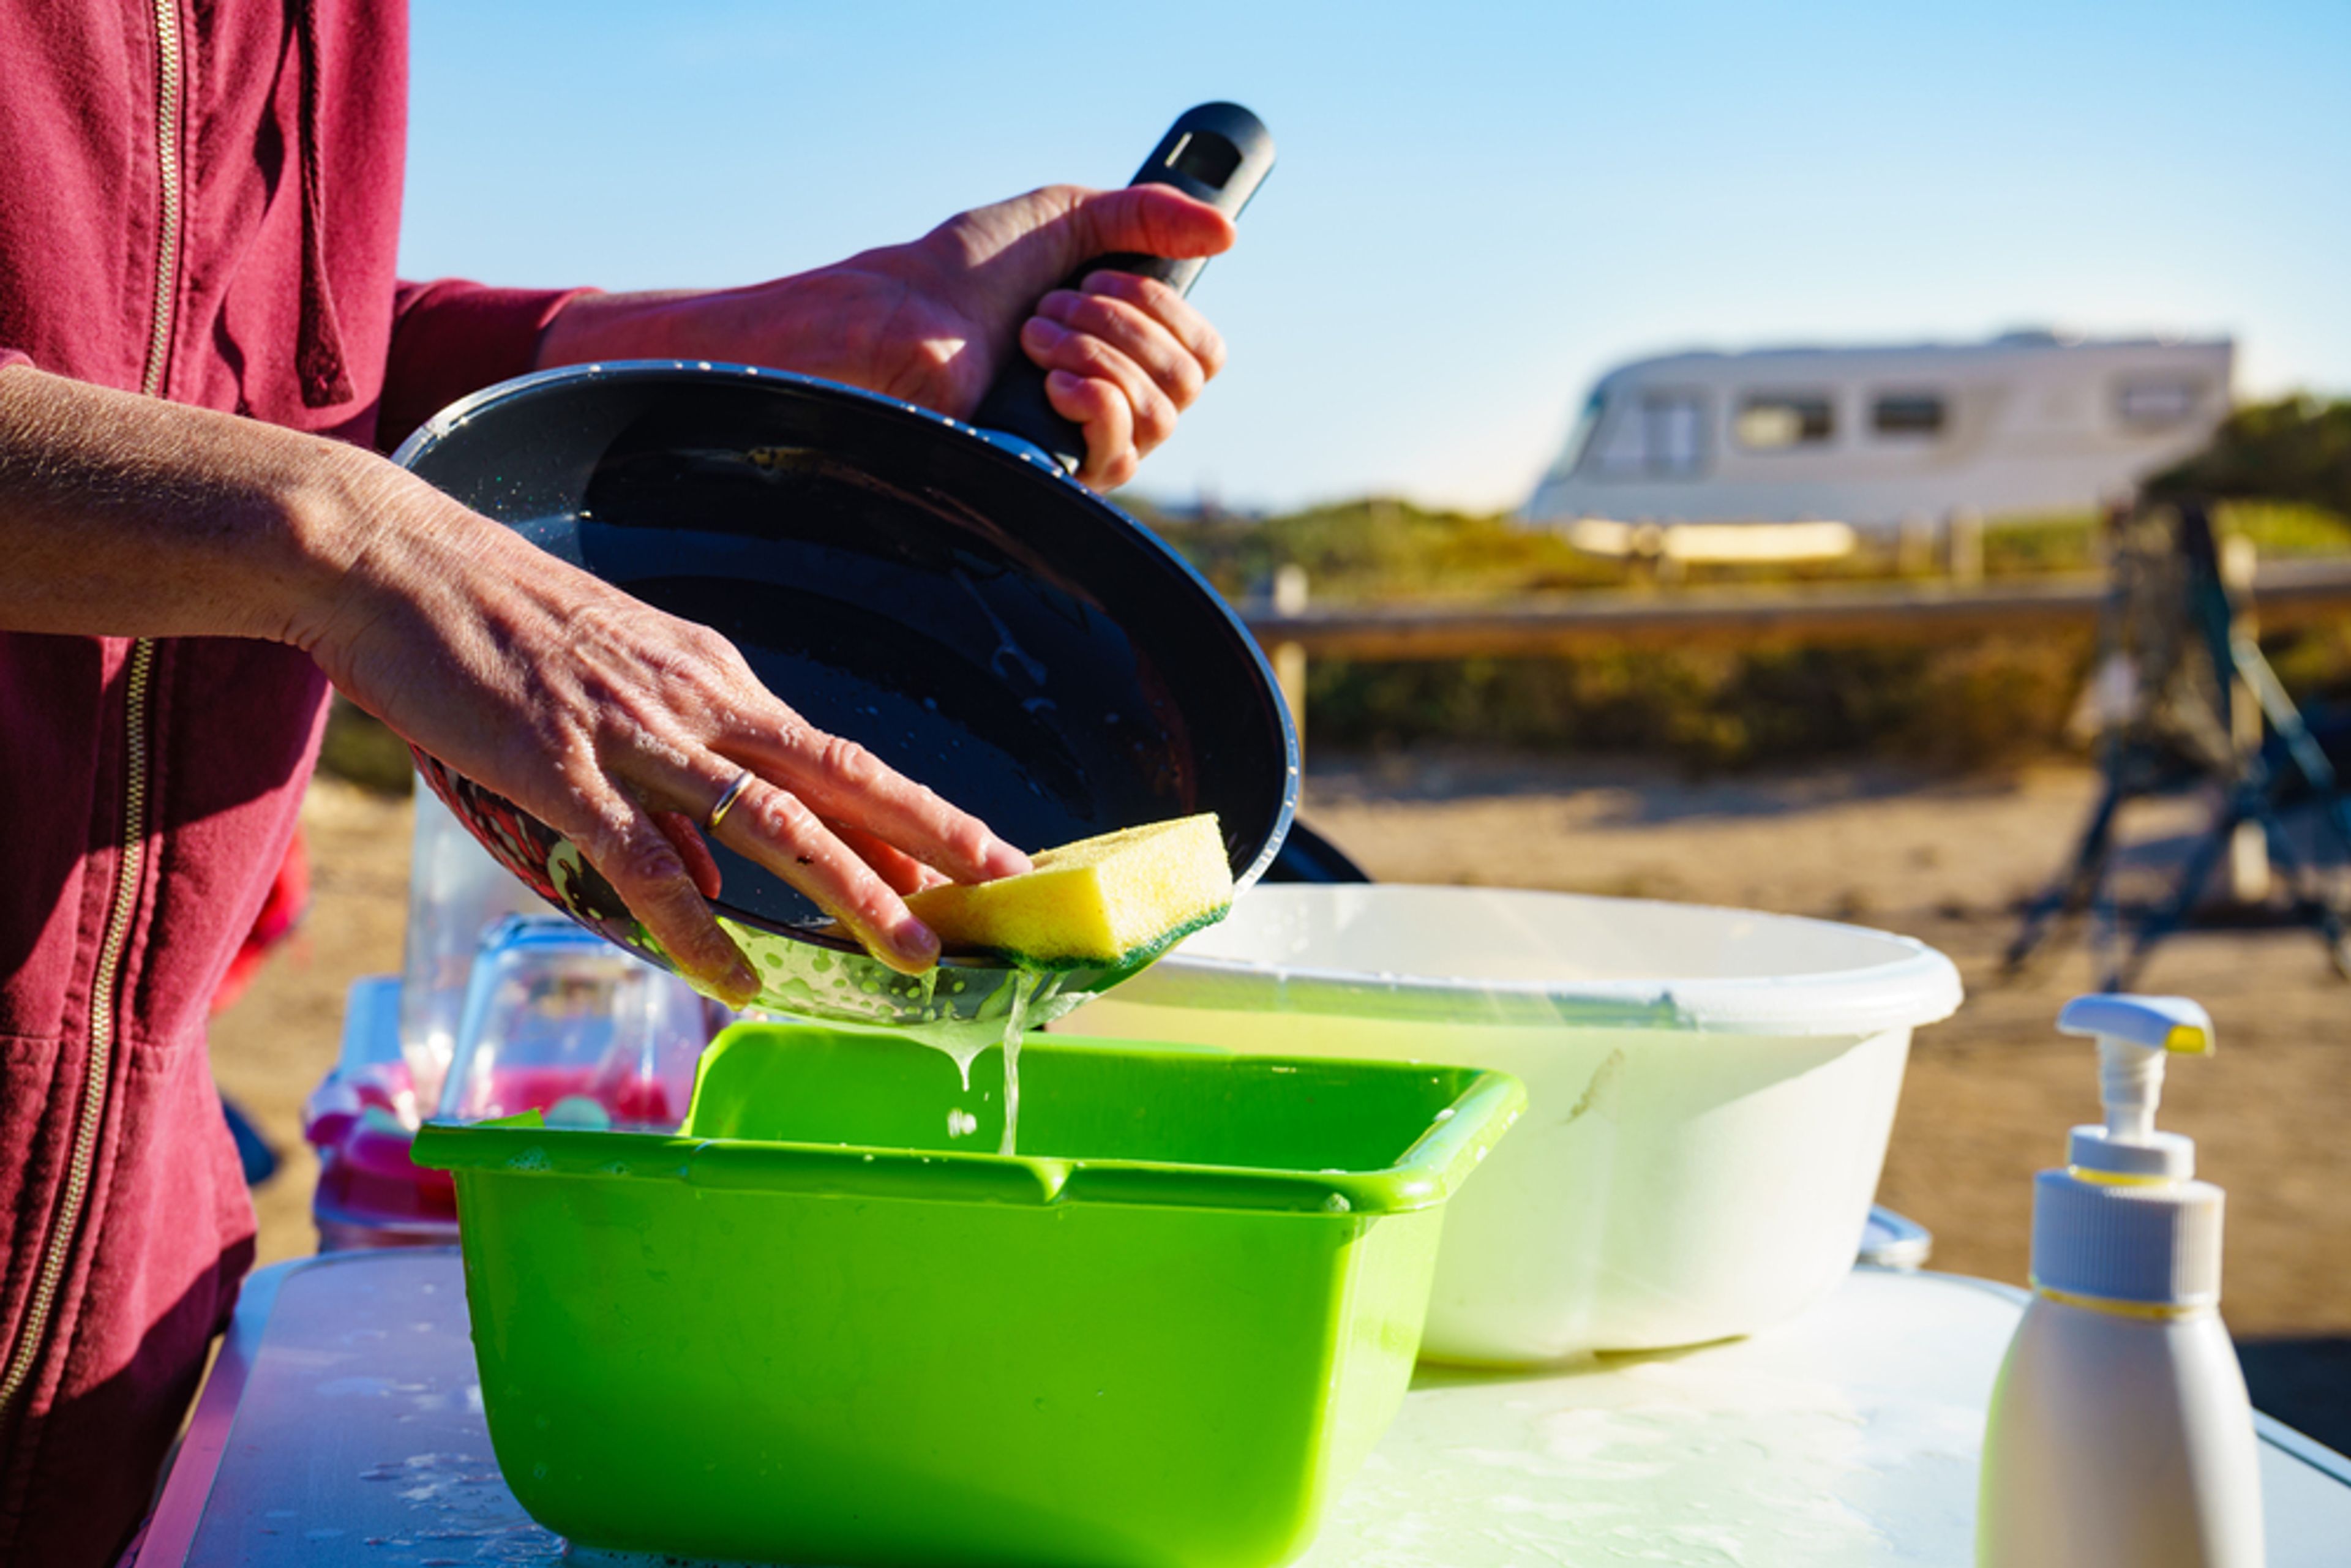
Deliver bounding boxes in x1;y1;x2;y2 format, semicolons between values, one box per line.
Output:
0;6;587;1561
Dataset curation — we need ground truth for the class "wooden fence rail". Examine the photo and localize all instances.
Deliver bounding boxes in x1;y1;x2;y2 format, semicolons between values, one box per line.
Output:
1240;557;2351;662
1237;555;2351;746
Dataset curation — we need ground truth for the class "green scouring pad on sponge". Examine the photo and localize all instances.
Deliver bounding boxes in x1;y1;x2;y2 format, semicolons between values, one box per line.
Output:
906;813;1234;972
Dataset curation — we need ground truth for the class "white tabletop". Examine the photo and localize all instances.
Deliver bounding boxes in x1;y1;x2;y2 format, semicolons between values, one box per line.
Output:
1305;1268;2350;1566
139;1249;2350;1567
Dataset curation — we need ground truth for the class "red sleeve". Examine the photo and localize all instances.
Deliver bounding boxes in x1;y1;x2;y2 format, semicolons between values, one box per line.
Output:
377;280;599;453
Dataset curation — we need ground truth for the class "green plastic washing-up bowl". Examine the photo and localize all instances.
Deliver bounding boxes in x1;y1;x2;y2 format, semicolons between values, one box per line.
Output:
410;1023;1523;1568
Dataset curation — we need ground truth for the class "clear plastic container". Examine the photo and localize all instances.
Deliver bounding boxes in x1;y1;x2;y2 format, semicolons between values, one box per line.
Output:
437;915;723;1131
398;781;543;1110
309;912;727;1250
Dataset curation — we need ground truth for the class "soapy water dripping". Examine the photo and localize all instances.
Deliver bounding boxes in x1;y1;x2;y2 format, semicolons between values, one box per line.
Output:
883;964;1051;1156
997;967;1040;1157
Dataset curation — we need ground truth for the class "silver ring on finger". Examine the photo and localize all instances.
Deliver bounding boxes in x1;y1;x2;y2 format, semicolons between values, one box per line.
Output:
705;768;756;833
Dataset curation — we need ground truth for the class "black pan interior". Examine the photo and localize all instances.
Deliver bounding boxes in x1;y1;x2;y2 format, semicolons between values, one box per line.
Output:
396;363;1297;932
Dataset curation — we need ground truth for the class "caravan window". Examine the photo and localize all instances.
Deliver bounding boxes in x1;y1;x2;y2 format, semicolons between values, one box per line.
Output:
1734;393;1835;450
2115;377;2209;429
1871;392;1946;436
1588;391;1708;478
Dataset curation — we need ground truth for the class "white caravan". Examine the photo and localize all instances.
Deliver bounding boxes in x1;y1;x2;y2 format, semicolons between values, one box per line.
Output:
1523;333;2233;533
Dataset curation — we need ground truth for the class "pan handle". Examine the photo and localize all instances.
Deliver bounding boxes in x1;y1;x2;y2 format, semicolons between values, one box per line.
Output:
971;102;1275;475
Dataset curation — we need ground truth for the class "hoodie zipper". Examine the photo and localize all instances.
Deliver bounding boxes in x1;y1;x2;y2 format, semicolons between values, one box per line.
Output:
140;0;186;402
0;0;180;1434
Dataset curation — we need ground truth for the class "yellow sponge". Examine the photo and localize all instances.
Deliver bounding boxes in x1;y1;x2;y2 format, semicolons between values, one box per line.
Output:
906;814;1233;970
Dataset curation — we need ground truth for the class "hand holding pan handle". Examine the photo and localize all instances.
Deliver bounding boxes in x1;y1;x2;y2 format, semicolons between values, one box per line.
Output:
972;102;1275;475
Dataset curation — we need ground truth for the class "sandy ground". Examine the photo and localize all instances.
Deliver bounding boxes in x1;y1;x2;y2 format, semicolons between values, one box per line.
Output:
209;759;2350;1430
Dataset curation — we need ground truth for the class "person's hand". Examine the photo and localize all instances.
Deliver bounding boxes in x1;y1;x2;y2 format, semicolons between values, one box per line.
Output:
302;455;1030;1002
535;185;1237;491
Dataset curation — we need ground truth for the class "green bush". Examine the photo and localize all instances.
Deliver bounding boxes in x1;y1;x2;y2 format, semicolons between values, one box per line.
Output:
1301;637;2096;772
1134;497;1622;602
2221;498;2351;556
318;696;415;795
2153;395;2351;520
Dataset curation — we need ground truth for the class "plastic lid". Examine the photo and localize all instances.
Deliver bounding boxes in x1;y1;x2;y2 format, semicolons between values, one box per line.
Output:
2068;1123;2197;1180
1120;885;1965;1037
2031;1168;2224;1308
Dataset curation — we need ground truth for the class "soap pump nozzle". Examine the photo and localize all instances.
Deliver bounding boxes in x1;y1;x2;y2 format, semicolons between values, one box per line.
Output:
2055;993;2214;1181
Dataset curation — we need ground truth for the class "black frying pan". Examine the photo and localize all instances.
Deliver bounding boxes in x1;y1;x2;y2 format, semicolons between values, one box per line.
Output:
392;105;1290;1029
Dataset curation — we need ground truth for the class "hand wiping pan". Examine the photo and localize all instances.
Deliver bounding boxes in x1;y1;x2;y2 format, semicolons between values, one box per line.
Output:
394;107;1289;1030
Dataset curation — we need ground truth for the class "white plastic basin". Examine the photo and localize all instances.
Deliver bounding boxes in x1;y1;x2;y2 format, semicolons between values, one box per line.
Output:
1063;885;1962;1364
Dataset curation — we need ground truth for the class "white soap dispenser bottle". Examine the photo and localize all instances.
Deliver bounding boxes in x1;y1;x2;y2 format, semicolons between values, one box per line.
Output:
1976;994;2263;1567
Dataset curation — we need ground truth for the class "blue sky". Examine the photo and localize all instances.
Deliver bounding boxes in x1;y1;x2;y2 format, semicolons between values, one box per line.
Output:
401;1;2351;512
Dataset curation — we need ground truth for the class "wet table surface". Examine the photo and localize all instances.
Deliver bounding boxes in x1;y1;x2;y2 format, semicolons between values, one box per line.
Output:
138;1248;2351;1567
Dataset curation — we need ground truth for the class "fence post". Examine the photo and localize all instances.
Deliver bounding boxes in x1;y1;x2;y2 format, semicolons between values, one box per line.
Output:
1946;509;1984;584
1270;563;1310;761
1896;512;1937;576
2222;535;2269;903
